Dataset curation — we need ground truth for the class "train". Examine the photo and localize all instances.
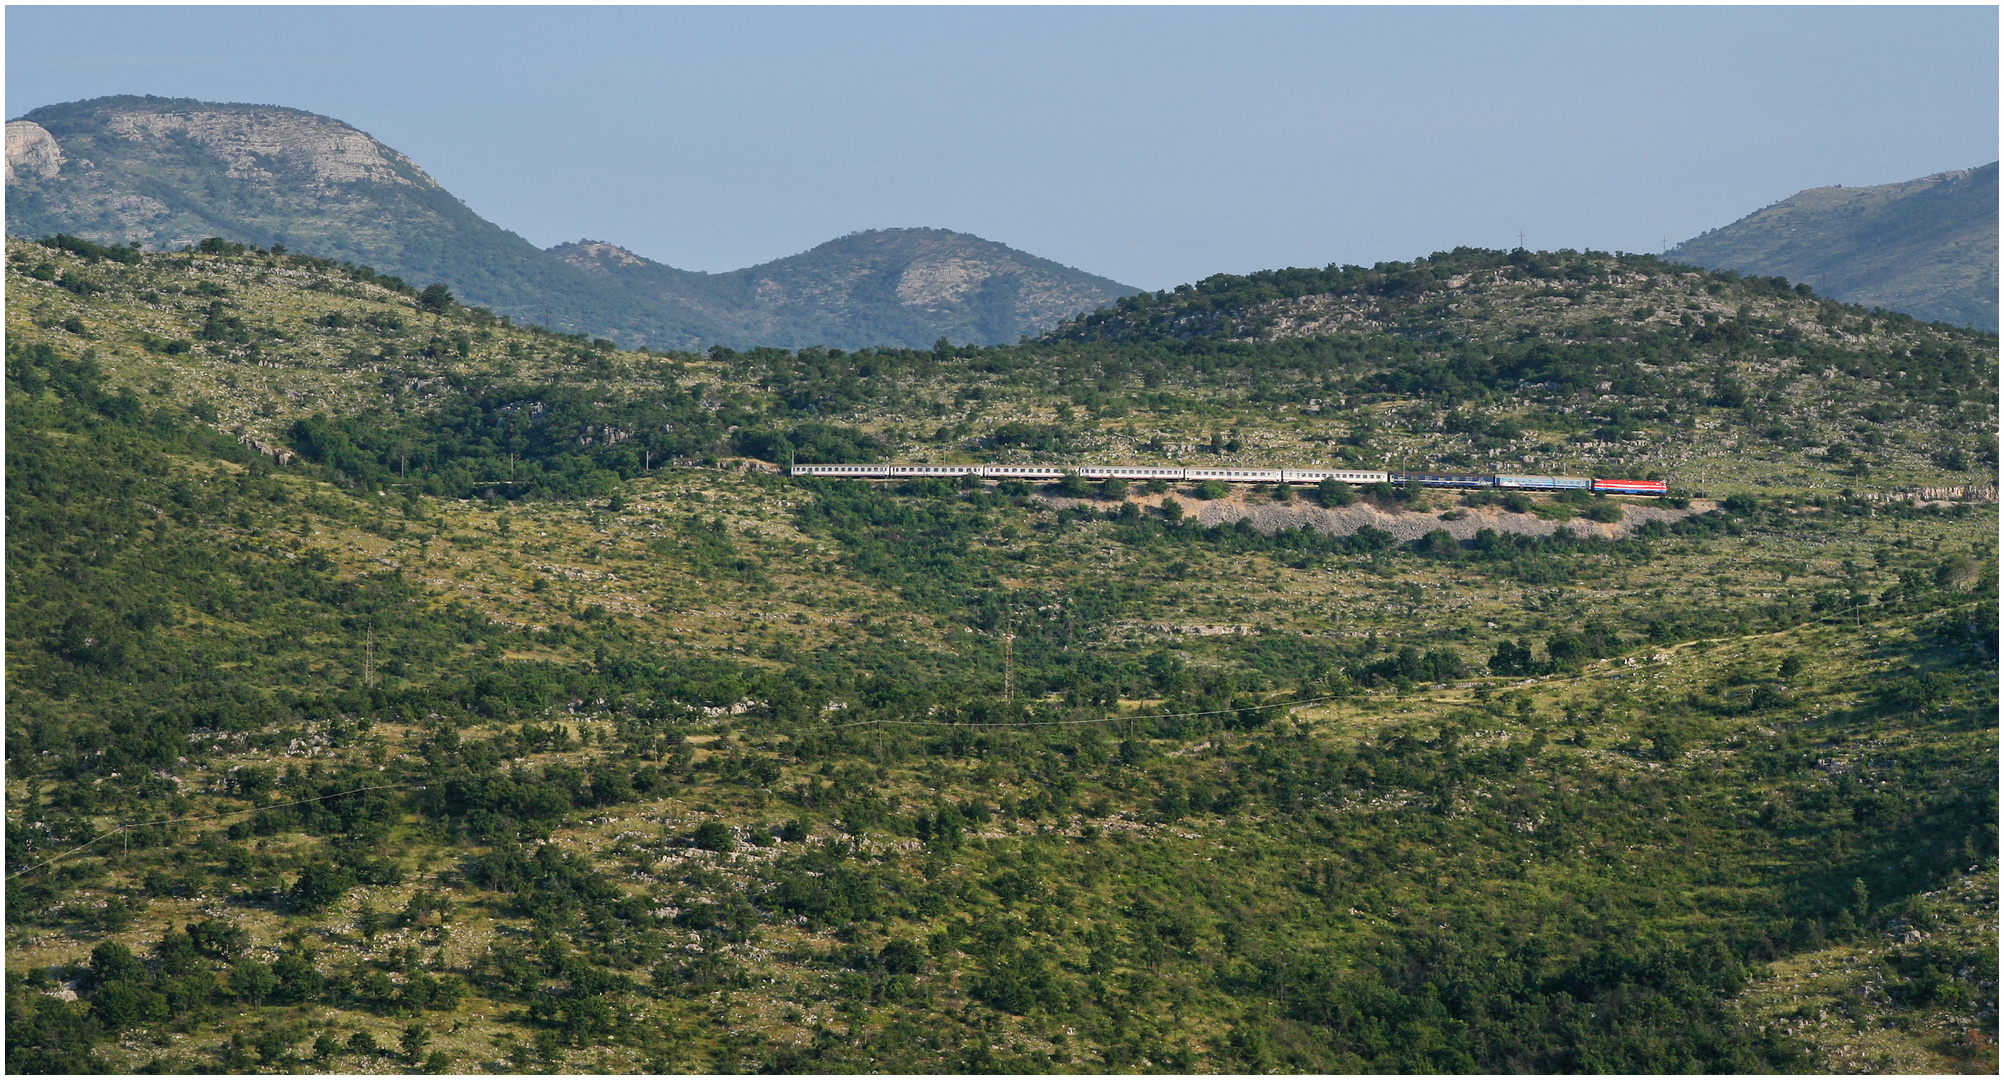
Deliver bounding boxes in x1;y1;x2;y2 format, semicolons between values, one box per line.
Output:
788;463;1668;495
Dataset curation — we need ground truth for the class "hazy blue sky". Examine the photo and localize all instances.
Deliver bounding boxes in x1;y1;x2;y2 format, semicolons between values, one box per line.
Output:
8;6;1996;290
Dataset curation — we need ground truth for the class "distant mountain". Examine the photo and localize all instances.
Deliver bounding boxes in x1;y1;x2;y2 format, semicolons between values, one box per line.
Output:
1666;163;1997;331
3;95;711;346
549;229;1140;351
4;95;1137;349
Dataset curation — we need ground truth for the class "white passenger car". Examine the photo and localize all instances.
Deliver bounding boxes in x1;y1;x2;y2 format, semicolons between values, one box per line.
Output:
1279;469;1390;484
1184;467;1285;483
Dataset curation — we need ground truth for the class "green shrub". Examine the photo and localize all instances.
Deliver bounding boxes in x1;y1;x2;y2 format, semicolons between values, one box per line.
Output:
1584;498;1624;523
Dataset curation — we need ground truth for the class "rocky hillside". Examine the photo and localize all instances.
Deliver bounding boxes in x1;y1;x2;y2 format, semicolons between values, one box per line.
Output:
551;229;1139;351
4;96;706;347
1667;163;1998;331
6;96;1135;350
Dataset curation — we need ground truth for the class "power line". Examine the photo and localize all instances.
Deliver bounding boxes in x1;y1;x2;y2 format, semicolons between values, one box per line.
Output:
10;597;1934;877
6;782;419;881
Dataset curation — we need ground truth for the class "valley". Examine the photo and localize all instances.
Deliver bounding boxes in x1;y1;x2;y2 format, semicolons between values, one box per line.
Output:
4;235;1996;1073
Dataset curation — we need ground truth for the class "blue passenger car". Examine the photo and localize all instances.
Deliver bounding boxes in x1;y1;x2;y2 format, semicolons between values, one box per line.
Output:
1494;474;1592;491
1390;473;1495;488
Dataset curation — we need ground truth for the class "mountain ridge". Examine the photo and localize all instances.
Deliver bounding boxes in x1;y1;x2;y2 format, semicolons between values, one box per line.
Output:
549;228;1142;351
1666;163;1997;331
5;95;1138;349
6;95;710;347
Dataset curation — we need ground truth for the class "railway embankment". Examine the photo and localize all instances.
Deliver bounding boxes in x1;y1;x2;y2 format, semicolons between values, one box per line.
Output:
1042;492;1711;542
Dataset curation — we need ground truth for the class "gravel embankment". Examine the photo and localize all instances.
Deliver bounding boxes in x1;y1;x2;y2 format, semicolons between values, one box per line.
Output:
1043;493;1708;541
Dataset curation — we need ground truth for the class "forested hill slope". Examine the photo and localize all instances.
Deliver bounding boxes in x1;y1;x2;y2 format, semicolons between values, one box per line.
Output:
5;235;1998;1074
1666;163;1999;332
6;96;1135;350
550;228;1140;351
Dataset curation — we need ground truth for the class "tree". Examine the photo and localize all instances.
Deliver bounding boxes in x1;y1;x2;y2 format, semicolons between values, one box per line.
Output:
401;1023;431;1064
416;283;455;315
879;939;926;975
187;918;248;958
1546;630;1589;666
1194;480;1228;500
272;950;325;1003
1393;646;1424;681
693;820;735;852
1101;476;1129;501
89;941;145;985
1055;471;1090;498
1423;649;1465;682
1319;479;1356;507
1160;497;1184;521
1489;639;1536;677
228;959;278;1004
289;860;356;913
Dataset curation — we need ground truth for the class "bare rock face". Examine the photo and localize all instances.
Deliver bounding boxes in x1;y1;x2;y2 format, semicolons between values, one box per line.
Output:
99;107;436;189
896;254;989;307
549;240;652;274
6;97;451;256
6;121;63;182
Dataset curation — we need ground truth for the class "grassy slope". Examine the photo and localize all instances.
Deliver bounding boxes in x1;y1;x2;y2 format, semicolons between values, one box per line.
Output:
5;238;1997;1074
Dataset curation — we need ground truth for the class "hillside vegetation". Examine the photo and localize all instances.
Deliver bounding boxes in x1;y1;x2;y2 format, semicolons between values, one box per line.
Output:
5;235;1997;1074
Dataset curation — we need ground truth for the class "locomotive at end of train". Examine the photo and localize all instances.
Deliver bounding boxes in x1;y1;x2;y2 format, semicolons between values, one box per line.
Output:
787;463;1668;495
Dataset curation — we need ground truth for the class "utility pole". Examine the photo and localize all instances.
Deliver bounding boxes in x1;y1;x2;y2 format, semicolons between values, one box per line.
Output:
1003;633;1016;702
364;629;376;688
